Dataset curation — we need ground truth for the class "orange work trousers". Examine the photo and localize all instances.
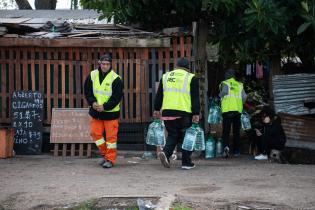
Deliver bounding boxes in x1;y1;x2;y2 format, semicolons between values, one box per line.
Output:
90;118;119;164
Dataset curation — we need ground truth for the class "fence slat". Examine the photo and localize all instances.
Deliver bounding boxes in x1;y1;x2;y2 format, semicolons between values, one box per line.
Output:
47;60;51;122
1;60;6;119
31;47;35;91
61;60;66;108
15;48;21;90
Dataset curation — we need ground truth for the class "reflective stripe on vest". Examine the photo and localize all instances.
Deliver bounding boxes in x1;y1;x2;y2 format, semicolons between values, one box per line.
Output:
106;142;117;149
95;138;105;146
90;69;120;112
220;78;243;113
161;69;194;113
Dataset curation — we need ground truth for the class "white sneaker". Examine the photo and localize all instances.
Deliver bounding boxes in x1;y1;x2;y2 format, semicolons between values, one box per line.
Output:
254;154;268;160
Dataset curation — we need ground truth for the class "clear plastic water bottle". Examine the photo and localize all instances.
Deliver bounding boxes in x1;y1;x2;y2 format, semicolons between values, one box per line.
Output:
155;121;166;146
182;123;198;151
146;122;156;146
146;120;165;146
194;125;205;151
208;98;222;124
216;138;223;157
205;135;215;158
241;111;251;130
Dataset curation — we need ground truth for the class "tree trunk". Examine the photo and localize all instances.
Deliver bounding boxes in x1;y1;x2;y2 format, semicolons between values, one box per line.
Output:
15;0;32;9
35;0;56;9
193;19;209;132
71;0;78;10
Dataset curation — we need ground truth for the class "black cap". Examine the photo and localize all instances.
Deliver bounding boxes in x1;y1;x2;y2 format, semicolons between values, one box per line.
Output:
99;53;112;63
176;57;189;69
224;69;235;79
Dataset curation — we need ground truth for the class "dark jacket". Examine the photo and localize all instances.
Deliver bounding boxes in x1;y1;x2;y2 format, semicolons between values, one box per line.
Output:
263;116;286;148
154;71;200;117
84;68;123;120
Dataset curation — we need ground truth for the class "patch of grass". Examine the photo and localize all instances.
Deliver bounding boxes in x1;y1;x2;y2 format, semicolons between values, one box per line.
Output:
65;200;96;210
171;204;192;210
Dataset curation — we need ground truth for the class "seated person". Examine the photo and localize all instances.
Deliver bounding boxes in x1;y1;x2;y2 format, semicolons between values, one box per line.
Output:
253;108;286;160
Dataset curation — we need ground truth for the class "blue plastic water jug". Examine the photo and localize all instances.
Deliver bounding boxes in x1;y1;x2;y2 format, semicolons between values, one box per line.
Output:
182;123;198;151
194;125;205;151
146;120;165;146
205;135;216;158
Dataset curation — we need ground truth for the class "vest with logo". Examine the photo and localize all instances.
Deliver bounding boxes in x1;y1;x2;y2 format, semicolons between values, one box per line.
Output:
161;69;194;113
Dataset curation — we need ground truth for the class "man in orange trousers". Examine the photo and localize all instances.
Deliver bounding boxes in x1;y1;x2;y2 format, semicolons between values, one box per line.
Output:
84;53;123;168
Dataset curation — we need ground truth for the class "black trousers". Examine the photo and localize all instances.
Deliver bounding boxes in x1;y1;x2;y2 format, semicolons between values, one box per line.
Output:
248;130;285;155
222;111;241;153
163;116;192;165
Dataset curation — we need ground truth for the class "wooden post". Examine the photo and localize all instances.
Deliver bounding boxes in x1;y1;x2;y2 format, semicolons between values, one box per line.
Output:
269;55;281;104
192;20;209;133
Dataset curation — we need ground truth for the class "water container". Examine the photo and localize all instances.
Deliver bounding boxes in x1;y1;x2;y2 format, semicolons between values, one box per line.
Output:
208;99;222;124
205;135;215;159
182;123;198;151
146;120;165;146
156;121;166;146
241;111;251;130
194;125;205;151
216;138;223;157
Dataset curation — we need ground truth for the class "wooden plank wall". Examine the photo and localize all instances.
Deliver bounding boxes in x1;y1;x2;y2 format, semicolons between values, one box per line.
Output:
0;36;193;126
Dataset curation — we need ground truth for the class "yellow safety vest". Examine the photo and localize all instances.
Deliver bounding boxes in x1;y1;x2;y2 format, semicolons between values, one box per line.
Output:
90;69;120;112
220;78;243;113
161;69;194;113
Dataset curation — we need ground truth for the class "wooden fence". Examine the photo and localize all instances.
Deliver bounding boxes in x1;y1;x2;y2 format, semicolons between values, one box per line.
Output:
0;36;193;126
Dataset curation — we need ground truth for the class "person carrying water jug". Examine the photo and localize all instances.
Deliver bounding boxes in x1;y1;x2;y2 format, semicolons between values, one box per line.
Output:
153;57;200;170
219;69;247;158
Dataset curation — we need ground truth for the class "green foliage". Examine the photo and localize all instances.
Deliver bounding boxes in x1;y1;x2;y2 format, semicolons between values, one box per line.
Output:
243;0;287;35
81;0;202;29
81;0;315;67
297;0;315;34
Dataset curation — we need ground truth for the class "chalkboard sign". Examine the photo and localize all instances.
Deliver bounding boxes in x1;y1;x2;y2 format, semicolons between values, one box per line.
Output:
11;91;43;155
50;108;93;144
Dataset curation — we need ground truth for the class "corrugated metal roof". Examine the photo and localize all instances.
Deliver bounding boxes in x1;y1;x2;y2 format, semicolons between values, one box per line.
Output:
272;74;315;115
0;10;100;19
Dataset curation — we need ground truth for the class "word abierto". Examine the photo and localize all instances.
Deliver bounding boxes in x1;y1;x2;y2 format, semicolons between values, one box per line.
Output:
12;91;42;99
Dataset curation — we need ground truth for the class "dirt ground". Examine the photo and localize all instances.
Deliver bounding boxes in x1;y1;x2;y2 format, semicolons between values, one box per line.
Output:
0;153;315;210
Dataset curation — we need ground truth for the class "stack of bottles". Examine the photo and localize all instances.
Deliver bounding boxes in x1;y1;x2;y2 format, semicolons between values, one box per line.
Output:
205;136;223;158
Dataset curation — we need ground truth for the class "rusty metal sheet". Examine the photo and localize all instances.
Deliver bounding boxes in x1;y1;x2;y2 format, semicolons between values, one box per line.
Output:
273;74;315;115
279;113;315;150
